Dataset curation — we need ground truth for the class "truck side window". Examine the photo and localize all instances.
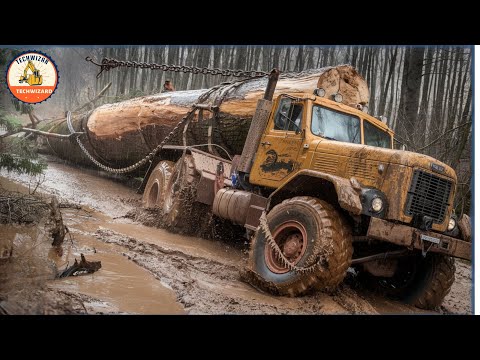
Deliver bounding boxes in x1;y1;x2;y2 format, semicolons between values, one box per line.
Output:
274;98;303;132
364;120;392;149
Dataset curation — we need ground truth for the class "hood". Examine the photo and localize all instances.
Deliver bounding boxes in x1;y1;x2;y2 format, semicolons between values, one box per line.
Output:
313;140;456;181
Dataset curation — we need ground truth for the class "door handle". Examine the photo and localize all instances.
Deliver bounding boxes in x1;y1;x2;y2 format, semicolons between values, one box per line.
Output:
261;141;271;146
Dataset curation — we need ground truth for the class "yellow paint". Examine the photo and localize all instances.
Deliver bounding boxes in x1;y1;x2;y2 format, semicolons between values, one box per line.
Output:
250;94;457;233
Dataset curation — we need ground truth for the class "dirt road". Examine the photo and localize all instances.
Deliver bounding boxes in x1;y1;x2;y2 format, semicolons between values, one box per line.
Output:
0;156;472;314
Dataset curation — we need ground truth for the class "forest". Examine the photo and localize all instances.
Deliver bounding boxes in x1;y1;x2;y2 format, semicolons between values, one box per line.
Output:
1;45;471;214
0;45;473;315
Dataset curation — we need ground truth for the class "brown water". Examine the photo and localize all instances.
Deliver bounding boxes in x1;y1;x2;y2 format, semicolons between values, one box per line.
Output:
1;157;470;314
49;209;184;314
0;171;185;314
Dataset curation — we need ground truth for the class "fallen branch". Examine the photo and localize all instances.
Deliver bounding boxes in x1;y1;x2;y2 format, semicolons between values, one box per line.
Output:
0;127;83;139
23;128;84;139
28;111;42;128
57;254;101;278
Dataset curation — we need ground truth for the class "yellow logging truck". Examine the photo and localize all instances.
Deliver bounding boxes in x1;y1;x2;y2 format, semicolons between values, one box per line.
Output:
142;70;471;310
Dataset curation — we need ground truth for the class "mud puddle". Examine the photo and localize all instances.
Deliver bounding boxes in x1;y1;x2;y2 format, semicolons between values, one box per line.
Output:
49;213;184;314
0;172;184;314
0;157;472;314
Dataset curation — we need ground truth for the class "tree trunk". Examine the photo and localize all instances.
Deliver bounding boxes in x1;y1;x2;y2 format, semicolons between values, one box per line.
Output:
38;65;370;172
398;46;424;139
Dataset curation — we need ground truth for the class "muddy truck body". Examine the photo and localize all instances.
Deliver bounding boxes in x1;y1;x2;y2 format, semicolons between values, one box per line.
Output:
139;69;471;310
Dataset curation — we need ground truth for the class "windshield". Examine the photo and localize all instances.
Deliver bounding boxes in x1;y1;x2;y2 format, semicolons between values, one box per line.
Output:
311;105;360;143
364;120;392;149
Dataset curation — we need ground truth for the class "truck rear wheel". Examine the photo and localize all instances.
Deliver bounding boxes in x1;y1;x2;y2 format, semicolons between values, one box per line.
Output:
163;155;200;233
246;197;353;297
360;253;455;310
142;160;174;209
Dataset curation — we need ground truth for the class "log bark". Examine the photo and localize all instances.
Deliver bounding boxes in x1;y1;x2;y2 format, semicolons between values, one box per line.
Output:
38;65;369;171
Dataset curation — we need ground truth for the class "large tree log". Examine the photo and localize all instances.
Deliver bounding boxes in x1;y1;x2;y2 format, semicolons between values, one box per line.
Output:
38;65;369;171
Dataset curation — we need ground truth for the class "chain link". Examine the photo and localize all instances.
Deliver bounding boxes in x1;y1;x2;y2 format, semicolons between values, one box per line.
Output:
86;56;269;79
259;211;331;274
66;109;193;174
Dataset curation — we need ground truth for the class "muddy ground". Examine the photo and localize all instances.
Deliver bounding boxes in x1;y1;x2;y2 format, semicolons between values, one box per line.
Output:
0;156;473;314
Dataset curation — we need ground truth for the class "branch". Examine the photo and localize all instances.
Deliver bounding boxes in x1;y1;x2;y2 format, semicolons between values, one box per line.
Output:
72;82;112;112
23;128;84;139
415;121;472;152
0;127;83;139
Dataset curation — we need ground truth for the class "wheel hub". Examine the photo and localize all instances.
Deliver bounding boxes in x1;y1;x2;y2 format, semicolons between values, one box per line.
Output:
265;221;307;274
283;234;302;258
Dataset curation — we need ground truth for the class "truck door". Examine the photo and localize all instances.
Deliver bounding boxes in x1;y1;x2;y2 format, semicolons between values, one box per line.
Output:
250;96;304;186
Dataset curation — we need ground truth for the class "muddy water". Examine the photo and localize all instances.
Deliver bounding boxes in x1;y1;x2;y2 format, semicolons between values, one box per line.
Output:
0;169;185;314
50;231;184;314
0;158;138;218
1;157;472;314
51;208;185;314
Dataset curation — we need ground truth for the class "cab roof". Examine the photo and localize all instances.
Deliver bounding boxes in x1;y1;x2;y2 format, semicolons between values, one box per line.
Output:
283;92;394;136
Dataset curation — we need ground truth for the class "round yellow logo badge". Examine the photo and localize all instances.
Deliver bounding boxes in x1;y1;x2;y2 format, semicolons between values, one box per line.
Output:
6;51;59;104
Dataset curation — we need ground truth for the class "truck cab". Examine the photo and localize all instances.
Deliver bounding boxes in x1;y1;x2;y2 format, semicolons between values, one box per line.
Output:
241;86;470;308
250;93;460;236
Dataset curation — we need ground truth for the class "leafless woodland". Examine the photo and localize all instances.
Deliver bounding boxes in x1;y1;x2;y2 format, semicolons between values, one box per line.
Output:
0;46;472;214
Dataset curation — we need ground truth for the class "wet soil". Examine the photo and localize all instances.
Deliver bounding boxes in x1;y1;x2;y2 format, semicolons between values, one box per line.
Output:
0;156;472;314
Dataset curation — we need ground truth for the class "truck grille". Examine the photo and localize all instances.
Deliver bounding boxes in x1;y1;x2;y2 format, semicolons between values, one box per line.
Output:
404;170;453;223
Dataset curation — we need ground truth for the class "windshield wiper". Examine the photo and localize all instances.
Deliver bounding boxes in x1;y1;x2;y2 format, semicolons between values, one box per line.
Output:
321;135;337;141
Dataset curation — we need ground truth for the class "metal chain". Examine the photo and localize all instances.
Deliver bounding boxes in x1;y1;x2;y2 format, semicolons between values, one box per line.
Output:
86;57;269;79
66;109;193;174
259;211;331;274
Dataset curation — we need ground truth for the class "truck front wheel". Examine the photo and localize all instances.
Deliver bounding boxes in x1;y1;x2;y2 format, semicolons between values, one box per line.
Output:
245;197;353;297
360;253;455;310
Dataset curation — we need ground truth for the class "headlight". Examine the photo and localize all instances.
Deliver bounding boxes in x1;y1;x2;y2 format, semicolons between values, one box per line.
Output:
333;93;343;103
371;198;383;213
447;217;456;231
314;88;326;97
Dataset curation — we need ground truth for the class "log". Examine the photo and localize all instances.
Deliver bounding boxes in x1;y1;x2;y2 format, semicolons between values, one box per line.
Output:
38;65;369;171
57;253;101;278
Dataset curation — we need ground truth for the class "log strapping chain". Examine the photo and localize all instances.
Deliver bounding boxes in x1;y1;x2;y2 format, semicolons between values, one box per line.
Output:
85;57;270;79
66;110;193;174
259;211;333;274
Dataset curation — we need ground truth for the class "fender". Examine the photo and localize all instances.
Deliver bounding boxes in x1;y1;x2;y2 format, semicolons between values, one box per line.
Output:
267;169;363;215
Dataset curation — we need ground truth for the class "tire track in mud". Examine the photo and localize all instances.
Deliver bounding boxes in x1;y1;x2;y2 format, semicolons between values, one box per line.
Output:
94;228;314;314
93;227;423;315
1;157;472;315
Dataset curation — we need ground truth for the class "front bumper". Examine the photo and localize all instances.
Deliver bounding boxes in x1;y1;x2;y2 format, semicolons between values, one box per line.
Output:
367;217;471;261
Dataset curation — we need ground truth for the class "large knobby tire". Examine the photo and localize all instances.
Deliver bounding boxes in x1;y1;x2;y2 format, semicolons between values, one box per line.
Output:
163;155;200;233
246;197;353;297
361;253;455;310
142;160;174;209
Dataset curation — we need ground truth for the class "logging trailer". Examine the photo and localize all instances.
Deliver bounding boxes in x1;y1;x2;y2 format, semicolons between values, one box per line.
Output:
135;69;471;310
